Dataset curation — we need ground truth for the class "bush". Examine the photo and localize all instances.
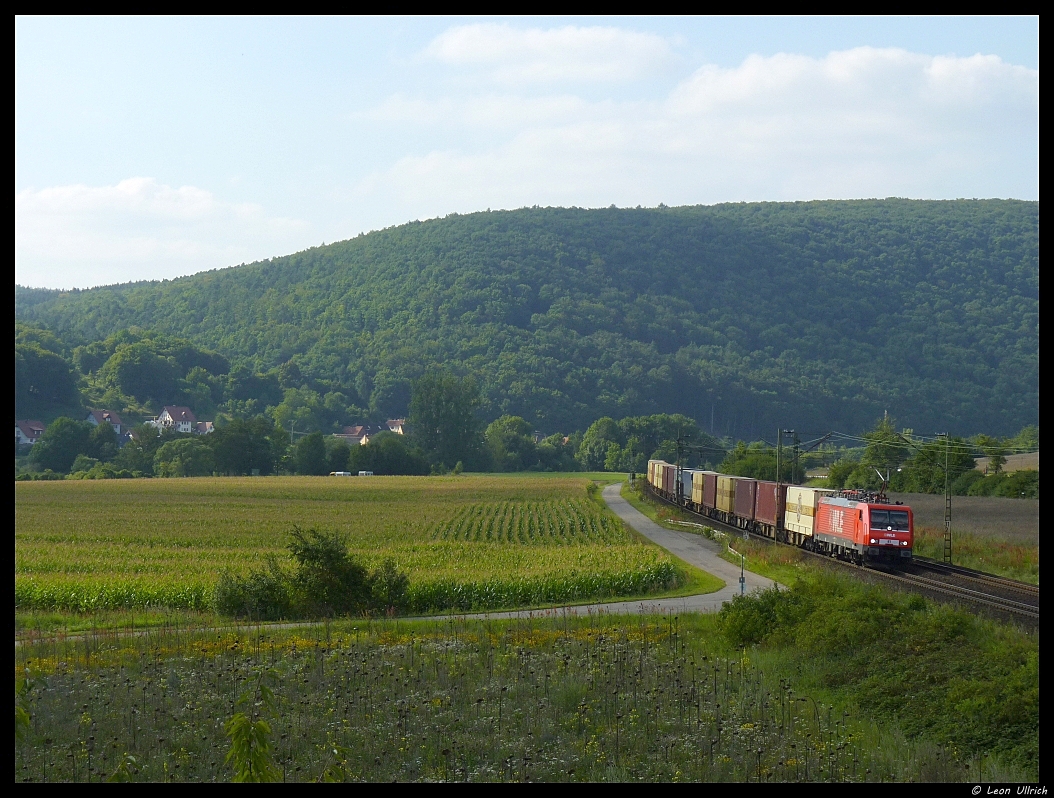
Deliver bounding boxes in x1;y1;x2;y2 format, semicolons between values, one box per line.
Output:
215;526;411;619
951;469;984;495
214;557;292;621
967;469;1039;499
371;558;409;612
717;575;1039;772
289;526;372;616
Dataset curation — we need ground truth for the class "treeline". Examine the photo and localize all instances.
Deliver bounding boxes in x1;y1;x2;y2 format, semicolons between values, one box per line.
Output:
15;200;1039;437
821;418;1040;499
16;365;1039;499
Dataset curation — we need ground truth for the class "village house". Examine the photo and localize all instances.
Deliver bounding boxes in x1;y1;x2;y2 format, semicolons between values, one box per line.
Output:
15;420;45;446
148;406;213;434
333;424;372;446
86;409;124;435
332;418;406;446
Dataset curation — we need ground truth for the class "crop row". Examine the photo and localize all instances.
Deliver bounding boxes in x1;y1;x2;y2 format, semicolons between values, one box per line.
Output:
430;500;624;544
15;545;678;613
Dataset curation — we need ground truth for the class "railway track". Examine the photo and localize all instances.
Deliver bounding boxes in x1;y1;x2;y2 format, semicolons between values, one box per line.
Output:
642;483;1040;625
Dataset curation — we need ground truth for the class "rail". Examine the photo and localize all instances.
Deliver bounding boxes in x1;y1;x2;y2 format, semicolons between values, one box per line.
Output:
641;481;1039;625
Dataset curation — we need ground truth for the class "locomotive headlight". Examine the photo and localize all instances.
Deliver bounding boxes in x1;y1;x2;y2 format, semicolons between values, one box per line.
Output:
902;541;908;546
870;539;876;544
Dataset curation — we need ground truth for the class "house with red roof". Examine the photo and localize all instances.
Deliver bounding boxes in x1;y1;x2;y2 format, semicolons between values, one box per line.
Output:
15;420;45;447
86;409;124;435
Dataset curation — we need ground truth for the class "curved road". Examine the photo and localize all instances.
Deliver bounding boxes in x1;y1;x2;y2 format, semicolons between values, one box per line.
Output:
452;482;780;620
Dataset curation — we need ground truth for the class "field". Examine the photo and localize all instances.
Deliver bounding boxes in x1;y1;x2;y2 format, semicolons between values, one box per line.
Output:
886;492;1038;545
886;492;1039;583
15;588;1036;783
15;475;706;617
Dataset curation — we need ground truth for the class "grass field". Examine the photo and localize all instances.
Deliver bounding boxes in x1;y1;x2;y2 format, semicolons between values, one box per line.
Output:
886;492;1038;545
15;475;713;618
15;598;1036;783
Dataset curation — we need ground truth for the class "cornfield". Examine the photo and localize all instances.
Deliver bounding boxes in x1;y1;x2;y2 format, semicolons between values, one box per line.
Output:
16;476;679;614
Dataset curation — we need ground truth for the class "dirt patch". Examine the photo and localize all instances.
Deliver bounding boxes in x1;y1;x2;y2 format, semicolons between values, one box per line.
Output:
887;492;1038;545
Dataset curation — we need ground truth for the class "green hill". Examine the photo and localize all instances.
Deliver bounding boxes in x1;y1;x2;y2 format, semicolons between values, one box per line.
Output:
14;199;1039;436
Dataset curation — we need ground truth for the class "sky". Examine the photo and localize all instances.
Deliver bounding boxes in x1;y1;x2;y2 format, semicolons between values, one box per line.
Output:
15;16;1039;289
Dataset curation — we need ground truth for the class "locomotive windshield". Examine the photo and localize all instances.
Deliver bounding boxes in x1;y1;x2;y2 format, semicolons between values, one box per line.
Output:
870;509;910;530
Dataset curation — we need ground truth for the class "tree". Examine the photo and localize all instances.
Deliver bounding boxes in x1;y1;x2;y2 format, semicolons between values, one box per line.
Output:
288;526;371;616
294;432;329;475
325;438;351;473
154;437;216;477
88;421;120;462
408;370;484;469
113;424;164;473
576;417;621;471
485;415;537;471
15;342;80;417
347;432;429;475
720;441;804;482
98;342;181;405
211;418;276;476
897;437;975;494
974;434;1007;475
28;417;92;473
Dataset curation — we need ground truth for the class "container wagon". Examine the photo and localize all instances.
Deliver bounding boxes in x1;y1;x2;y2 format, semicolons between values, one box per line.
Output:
753;480;786;539
733;478;758;530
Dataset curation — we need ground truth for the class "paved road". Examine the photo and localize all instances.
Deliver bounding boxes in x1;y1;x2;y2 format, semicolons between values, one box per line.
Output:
439;482;780;620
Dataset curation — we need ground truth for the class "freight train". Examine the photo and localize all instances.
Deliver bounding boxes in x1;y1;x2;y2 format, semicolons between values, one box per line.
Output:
646;460;914;565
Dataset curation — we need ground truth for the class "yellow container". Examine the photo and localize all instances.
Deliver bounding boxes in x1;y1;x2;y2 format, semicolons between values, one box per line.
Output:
784;486;835;537
691;470;705;505
716;475;735;514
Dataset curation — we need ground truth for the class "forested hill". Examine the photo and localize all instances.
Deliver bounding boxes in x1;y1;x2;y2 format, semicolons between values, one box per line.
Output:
15;199;1039;436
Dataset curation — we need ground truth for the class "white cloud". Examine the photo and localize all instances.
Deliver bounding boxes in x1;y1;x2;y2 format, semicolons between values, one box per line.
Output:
423;23;677;84
15;177;312;288
360;46;1038;215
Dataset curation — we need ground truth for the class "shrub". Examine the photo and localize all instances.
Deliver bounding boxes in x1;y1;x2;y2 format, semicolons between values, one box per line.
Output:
288;526;372;616
370;558;409;612
215;526;411;619
214;557;292;621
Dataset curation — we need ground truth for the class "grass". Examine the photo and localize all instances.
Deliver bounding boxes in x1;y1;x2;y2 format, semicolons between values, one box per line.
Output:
14;586;1037;783
912;526;1039;585
886;492;1038;545
16;475;700;620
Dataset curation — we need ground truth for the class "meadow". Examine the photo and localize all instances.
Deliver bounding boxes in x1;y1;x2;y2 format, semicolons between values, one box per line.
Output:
15;590;1036;783
15;475;707;617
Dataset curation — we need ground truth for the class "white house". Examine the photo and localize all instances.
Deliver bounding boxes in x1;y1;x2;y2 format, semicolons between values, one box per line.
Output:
154;406;198;434
15;420;45;446
86;409;124;435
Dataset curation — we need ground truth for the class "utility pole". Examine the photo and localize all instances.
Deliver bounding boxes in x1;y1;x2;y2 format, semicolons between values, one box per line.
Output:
896;431;953;564
793;431;800;485
937;432;951;563
776;428;781;488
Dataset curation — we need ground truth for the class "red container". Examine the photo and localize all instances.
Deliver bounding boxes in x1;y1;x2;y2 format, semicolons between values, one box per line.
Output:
754;480;786;527
662;464;675;495
734;478;758;521
702;472;718;509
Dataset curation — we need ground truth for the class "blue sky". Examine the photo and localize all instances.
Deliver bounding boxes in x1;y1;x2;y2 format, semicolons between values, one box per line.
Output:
15;16;1039;289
